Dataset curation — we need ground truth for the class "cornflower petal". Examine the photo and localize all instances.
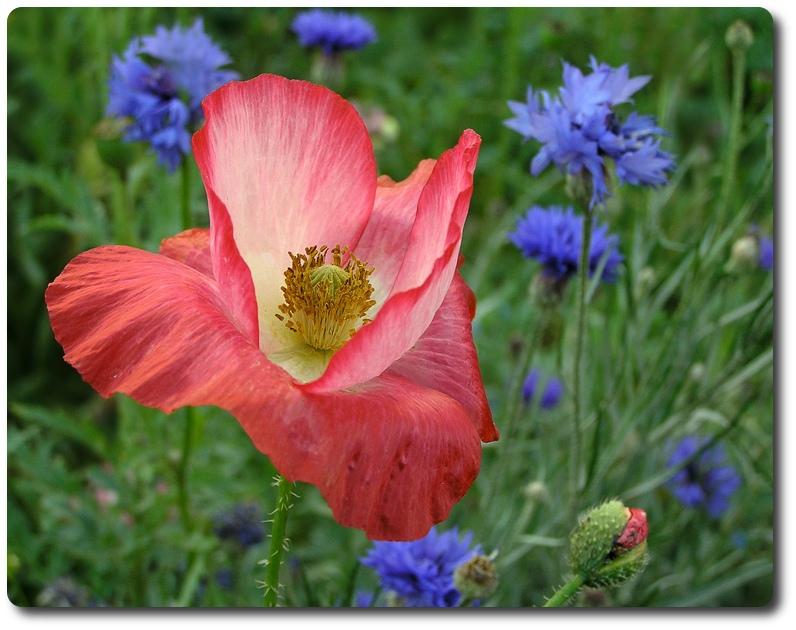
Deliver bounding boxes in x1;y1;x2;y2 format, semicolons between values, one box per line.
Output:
291;9;377;56
506;56;673;205
665;436;742;518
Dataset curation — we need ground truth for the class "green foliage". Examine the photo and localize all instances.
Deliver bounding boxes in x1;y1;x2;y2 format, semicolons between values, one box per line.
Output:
7;7;773;607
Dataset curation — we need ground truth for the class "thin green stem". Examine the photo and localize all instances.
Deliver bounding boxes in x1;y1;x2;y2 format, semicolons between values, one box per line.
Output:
571;210;593;502
543;573;585;607
263;475;295;607
110;171;135;246
177;405;197;533
487;307;549;518
717;47;747;222
174;551;206;607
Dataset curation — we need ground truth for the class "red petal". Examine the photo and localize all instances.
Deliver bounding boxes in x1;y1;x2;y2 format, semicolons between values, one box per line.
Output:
159;228;212;277
207;186;259;346
387;272;498;443
193;74;377;353
307;130;481;392
238;372;482;541
46;247;484;540
45;246;265;408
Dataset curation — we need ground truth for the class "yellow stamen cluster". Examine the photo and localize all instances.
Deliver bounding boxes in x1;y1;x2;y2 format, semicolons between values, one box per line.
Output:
276;245;375;352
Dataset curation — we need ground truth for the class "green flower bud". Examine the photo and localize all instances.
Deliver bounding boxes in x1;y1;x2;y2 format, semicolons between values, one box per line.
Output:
730;234;760;269
454;553;499;603
531;273;569;309
726;19;754;53
523;480;549;503
568;500;649;589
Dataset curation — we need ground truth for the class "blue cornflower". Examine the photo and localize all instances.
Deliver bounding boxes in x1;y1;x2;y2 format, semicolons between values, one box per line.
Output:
509;205;624;283
521;369;565;409
360;527;480;607
291;9;377;57
213;503;264;548
107;18;238;171
666;437;742;518
214;569;234;590
354;591;376;607
505;56;675;207
759;235;773;270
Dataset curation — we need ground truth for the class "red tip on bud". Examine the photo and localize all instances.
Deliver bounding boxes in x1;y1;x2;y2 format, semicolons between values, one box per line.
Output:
614;508;648;555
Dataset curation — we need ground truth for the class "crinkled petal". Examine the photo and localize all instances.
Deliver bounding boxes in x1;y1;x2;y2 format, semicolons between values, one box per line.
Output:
306;130;480;392
159;228;212;276
246;373;482;541
193;73;378;354
45;247;483;540
45;246;261;407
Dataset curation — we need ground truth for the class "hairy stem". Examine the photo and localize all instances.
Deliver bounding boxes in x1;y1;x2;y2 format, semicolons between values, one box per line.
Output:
263;475;295;607
543;573;585;607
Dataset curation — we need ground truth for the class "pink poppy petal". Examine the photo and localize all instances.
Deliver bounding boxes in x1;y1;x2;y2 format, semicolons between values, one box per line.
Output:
193;74;378;351
45;246;266;407
391;129;481;295
159;228;212;277
207;185;259;346
305;130;481;392
354;160;436;306
46;248;482;540
387;272;498;443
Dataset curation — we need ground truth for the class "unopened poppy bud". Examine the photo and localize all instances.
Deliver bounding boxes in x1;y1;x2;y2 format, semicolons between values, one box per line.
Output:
568;500;649;588
726;19;754;53
454;553;499;603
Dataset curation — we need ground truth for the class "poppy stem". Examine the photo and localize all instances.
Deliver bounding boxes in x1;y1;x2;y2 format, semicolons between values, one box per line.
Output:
177;405;197;532
543;573;585;607
263;474;295;607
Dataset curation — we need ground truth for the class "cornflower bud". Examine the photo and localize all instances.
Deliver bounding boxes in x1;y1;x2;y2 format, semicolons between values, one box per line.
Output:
726;19;754;53
453;552;499;603
729;234;760;269
568;499;649;588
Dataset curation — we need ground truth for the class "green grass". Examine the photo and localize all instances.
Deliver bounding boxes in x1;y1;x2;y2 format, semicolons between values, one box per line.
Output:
6;7;773;607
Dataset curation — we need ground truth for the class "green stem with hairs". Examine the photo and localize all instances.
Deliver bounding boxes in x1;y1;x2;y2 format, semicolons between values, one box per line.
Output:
543;573;585;607
263;475;295;607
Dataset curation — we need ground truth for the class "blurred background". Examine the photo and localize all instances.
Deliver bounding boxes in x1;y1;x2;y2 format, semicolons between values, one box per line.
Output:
7;7;773;607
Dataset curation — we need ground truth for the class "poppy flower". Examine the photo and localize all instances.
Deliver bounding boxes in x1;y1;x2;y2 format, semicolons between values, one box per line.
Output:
45;73;498;541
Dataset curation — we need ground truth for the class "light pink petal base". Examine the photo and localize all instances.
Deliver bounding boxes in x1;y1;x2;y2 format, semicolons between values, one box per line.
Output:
193;74;378;354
